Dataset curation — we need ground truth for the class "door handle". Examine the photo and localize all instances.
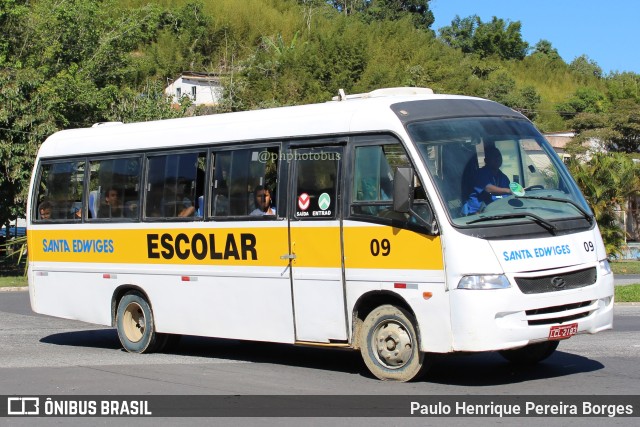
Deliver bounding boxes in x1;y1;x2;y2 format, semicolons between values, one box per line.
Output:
280;253;296;276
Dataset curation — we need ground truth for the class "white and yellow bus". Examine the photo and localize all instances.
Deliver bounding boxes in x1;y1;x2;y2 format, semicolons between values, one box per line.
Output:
27;87;613;381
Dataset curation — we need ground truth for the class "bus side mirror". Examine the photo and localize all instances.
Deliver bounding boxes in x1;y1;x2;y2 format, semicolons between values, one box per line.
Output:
393;167;414;213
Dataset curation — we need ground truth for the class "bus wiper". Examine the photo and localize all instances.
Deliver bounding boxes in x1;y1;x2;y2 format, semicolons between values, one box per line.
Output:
516;196;593;224
466;212;557;234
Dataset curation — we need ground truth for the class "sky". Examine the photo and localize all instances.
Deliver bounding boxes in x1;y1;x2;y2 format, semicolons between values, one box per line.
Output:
430;0;640;74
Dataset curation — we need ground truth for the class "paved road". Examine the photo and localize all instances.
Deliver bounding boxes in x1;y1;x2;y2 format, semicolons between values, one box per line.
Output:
0;291;638;426
615;274;640;286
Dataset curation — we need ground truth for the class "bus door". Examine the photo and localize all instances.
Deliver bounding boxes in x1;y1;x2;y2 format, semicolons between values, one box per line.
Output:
287;145;348;343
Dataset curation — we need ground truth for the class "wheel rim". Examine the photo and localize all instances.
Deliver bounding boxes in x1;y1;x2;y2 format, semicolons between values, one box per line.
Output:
122;302;145;343
371;319;413;369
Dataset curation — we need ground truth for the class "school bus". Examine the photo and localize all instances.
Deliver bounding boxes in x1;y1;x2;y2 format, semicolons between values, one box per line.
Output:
27;87;613;381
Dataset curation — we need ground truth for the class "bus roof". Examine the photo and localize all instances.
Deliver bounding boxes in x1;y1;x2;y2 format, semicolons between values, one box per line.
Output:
36;89;491;159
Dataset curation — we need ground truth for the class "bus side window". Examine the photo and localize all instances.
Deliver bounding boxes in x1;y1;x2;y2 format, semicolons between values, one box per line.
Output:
294;150;339;219
210;146;279;219
34;160;85;222
350;141;433;226
351;143;404;219
88;157;142;221
145;151;206;220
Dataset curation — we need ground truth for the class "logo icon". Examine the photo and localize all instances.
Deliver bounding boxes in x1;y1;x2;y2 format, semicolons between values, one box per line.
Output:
7;397;40;415
551;276;566;289
318;193;331;211
298;193;310;211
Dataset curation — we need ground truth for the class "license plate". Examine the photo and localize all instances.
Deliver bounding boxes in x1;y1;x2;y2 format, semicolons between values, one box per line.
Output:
548;323;578;340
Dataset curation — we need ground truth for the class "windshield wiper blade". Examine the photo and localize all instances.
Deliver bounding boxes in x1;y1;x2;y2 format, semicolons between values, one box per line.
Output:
516;196;593;224
466;212;557;233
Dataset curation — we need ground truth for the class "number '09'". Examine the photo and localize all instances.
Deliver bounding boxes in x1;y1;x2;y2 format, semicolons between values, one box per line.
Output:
370;239;391;256
584;241;594;252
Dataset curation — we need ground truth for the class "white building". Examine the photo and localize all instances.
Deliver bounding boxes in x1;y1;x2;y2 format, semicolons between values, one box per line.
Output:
165;72;223;106
543;131;574;162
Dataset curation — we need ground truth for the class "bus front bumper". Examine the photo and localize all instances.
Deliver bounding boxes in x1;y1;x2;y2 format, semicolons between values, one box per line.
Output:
448;274;614;352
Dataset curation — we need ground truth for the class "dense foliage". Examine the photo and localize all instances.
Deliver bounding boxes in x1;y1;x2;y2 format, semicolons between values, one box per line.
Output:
568;153;640;256
438;15;528;60
1;0;639;256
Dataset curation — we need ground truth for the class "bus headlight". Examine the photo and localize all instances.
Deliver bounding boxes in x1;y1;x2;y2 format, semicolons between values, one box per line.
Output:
598;259;612;276
457;275;511;290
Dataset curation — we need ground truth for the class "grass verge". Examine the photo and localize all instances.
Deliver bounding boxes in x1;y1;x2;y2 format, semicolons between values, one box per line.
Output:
611;261;640;275
0;275;27;288
615;284;640;303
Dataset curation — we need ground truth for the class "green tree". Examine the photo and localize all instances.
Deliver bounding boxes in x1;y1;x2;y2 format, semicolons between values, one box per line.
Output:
607;72;640;102
363;0;434;29
0;69;56;232
570;54;603;79
0;0;182;232
508;85;541;121
234;18;369;109
608;99;640;153
105;81;191;123
0;0;29;67
569;153;639;257
483;71;541;120
530;39;562;62
163;2;226;70
556;87;610;118
473;16;528;60
567;99;640;154
328;0;434;29
439;15;528;60
438;15;476;53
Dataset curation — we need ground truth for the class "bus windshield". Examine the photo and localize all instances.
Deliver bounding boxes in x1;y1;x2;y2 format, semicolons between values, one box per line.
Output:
408;117;592;232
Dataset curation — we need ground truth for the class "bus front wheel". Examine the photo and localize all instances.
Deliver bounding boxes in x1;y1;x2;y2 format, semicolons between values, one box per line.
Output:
360;304;428;382
116;291;161;353
499;340;559;365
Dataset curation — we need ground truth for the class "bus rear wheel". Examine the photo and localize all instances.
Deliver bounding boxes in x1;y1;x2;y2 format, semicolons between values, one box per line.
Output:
499;340;559;365
116;291;161;353
360;305;428;382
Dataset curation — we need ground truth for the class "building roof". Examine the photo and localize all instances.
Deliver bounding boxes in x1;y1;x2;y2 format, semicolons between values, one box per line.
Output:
544;132;575;150
174;71;222;83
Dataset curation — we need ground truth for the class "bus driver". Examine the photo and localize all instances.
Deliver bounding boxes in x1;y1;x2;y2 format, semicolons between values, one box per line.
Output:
462;146;512;215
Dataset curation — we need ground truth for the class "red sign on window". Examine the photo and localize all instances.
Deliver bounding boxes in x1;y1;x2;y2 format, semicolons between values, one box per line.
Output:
298;193;310;211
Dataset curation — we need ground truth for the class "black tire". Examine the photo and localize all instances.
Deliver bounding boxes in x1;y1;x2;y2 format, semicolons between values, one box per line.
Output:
499;340;559;365
116;291;161;353
360;304;429;381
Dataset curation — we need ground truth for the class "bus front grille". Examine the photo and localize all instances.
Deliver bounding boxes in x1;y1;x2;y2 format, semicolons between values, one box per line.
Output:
514;267;597;294
525;300;595;326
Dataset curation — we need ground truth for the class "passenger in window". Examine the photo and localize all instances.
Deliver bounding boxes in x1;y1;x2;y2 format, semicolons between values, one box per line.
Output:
163;179;194;218
176;179;195;217
98;187;122;218
250;185;276;216
177;201;195;217
462;147;512;215
38;201;53;220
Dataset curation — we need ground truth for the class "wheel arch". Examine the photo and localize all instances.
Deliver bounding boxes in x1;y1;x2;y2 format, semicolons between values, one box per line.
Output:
351;290;419;349
111;284;152;327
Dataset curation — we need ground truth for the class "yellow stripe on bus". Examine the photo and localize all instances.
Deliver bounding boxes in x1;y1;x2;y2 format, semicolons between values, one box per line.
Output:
343;226;443;270
29;228;288;266
28;226;443;270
